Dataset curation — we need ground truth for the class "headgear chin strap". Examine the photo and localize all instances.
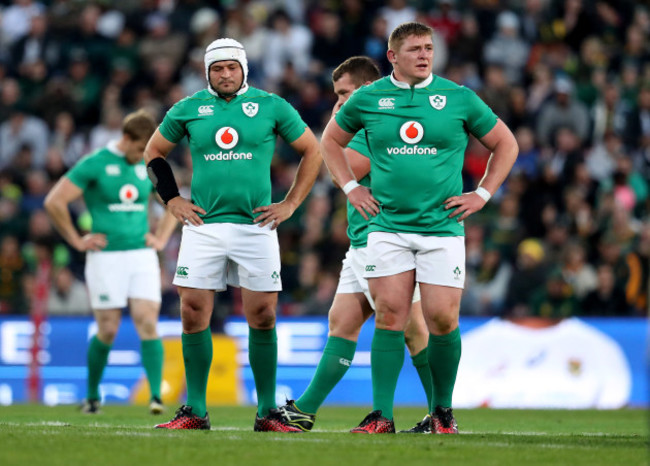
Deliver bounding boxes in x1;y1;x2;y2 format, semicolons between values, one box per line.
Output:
204;38;249;97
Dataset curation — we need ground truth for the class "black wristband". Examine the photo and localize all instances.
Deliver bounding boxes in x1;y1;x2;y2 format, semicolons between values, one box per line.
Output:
147;158;180;204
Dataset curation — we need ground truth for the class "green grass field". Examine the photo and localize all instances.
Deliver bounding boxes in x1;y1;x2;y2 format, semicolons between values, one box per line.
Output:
0;405;647;466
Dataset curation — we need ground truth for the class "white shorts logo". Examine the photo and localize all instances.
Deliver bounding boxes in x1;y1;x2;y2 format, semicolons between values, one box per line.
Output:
378;98;395;109
198;105;214;115
119;184;139;203
215;127;239;149
399;121;424;144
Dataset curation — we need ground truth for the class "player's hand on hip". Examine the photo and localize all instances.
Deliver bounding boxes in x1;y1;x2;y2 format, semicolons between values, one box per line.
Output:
253;201;296;230
167;196;206;226
77;233;107;252
444;191;486;222
145;233;165;251
348;186;380;221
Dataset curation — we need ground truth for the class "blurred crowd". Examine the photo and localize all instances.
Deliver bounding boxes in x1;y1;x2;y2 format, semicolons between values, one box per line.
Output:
0;0;648;320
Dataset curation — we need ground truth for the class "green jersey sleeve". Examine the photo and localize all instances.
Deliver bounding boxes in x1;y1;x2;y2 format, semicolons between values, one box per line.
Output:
159;101;188;143
273;96;307;143
335;89;364;134
347;129;370;157
65;155;96;190
463;88;498;139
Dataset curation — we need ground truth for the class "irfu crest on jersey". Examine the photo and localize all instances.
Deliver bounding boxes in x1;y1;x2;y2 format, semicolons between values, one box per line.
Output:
242;102;259;117
429;95;446;110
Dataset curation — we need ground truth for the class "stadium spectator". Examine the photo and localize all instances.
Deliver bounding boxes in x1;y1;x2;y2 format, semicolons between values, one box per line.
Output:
46;266;91;316
529;268;579;318
378;0;415;38
426;0;461;46
560;241;598;299
483;11;530;85
139;13;187;73
89;107;124;153
462;243;512;316
0;234;26;314
581;263;630;316
0;77;22;123
363;15;390;74
1;0;45;46
536;77;591;147
0;106;48;169
263;9;312;89
449;12;482;67
50;111;86;167
504;238;548;317
591;81;629;143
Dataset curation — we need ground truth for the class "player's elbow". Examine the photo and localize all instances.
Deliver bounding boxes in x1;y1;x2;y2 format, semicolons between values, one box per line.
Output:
43;192;57;214
143;147;157;165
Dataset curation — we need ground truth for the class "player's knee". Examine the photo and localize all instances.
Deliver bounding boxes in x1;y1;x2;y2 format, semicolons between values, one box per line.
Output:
97;327;118;344
179;299;211;331
137;319;158;339
329;317;361;340
374;297;408;321
248;307;276;329
429;313;458;335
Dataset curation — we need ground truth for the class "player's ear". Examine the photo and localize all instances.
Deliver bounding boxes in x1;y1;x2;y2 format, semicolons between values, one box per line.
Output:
387;49;396;64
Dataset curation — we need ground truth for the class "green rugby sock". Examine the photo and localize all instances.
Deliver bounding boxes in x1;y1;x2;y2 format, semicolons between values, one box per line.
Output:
249;327;278;417
87;336;112;401
411;347;433;410
296;336;357;414
371;328;405;420
182;328;212;417
427;328;462;410
141;338;164;400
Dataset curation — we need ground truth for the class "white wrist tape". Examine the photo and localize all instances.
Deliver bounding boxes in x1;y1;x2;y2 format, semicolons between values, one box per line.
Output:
342;180;360;195
475;186;491;202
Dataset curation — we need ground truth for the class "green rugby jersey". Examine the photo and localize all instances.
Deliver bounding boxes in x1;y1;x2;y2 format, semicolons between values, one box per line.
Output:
346;130;371;249
159;88;307;224
336;74;497;236
66;143;153;251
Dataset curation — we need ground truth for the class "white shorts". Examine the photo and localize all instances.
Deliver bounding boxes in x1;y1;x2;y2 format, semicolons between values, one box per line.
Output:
85;248;161;309
364;232;465;289
173;222;282;292
336;247;421;311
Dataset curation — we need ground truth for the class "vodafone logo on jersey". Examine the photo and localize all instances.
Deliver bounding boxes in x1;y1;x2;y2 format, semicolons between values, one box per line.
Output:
119;184;139;203
399;121;424;144
387;121;437;156
109;184;145;212
215;127;239;149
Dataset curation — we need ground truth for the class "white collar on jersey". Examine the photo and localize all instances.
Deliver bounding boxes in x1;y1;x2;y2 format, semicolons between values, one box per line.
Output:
106;140;124;157
390;72;433;89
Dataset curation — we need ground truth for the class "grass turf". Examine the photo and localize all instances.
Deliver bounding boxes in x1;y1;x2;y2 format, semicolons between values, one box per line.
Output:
0;405;647;466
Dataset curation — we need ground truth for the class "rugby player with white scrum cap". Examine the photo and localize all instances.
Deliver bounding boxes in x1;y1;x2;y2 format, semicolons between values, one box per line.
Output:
145;38;322;431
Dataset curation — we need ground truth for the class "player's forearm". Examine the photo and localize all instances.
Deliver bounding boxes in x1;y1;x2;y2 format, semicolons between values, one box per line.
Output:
153;209;178;247
321;136;356;188
44;200;83;250
283;145;322;209
478;140;519;195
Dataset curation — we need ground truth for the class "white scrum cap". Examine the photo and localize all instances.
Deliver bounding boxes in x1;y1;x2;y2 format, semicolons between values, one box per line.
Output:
204;38;248;95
